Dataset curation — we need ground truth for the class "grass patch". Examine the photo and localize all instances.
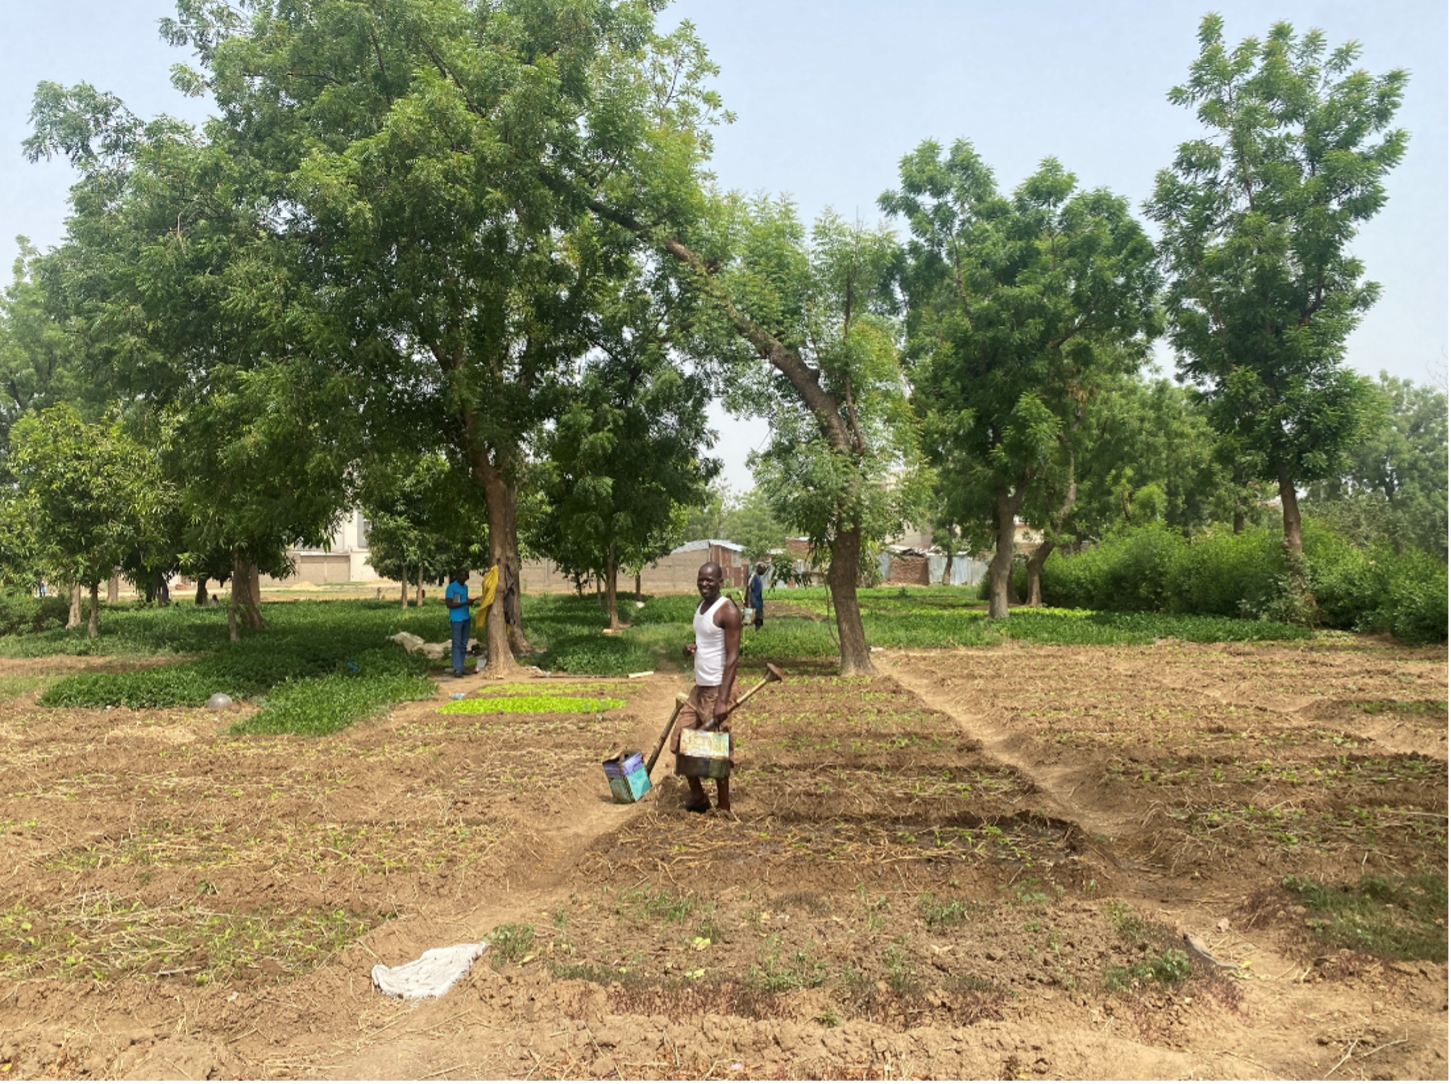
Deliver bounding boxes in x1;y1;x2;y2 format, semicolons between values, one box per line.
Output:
0;674;51;702
23;601;445;736
1105;947;1193;991
488;923;537;969
602;589;1315;666
917;893;974;928
1283;873;1448;960
0;894;376;985
439;695;625;715
237;672;437;736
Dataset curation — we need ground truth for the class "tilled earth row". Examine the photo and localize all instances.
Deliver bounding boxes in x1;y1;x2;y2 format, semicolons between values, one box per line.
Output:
0;641;1446;1079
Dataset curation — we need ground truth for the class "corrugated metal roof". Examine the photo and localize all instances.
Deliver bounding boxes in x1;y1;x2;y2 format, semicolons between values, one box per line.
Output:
669;538;744;554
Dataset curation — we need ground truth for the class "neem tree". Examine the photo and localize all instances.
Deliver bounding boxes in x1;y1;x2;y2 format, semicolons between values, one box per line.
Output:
25;78;361;641
1146;16;1407;610
9;405;167;637
530;276;718;630
144;0;727;673
882;143;1161;619
720;204;923;675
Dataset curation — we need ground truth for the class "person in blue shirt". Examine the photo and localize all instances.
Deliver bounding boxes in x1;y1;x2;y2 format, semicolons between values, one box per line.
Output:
444;570;479;677
747;561;766;630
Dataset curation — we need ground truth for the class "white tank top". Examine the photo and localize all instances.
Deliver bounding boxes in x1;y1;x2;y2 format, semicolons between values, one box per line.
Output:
693;595;731;686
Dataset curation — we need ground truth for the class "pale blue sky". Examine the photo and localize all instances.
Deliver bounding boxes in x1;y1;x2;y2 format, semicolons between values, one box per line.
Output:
3;1;1446;489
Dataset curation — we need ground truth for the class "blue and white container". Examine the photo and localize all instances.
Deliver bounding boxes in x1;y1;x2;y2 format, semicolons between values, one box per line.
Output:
603;750;653;803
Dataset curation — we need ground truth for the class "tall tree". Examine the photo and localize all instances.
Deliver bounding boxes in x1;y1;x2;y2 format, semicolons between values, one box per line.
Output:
1307;373;1448;558
137;0;729;673
1146;16;1407;608
530;278;718;629
709;205;923;674
882;143;1161;618
26;76;361;642
531;366;716;628
361;452;489;608
9;405;167;637
0;242;86;458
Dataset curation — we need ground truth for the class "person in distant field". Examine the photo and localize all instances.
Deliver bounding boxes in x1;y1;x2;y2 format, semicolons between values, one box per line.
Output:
747;561;767;630
673;561;742;813
444;570;479;678
206;593;220;608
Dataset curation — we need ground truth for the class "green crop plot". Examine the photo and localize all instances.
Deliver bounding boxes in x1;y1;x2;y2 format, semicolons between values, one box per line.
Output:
440;695;625;715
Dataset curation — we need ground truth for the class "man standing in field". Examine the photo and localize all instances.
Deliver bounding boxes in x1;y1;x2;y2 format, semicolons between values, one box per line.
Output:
747;561;767;630
444;570;479;678
674;561;742;813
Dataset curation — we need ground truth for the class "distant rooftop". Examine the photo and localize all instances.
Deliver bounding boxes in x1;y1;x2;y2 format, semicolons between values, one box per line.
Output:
670;539;744;554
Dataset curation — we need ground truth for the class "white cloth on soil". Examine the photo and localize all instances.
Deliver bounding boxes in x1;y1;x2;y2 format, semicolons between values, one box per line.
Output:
371;942;488;1000
387;631;478;661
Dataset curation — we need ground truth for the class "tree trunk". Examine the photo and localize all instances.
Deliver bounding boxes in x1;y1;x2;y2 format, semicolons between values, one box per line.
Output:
88;582;100;638
988;488;1025;620
230;548;267;635
635;569;642;601
108;573;120;605
828;522;875;676
195;578;208;606
415;566;423;608
1276;459;1316;617
1025;458;1077;610
228;548;242;643
469;456;534;676
68;583;83;629
1233;509;1246;535
1025;539;1054;607
605;541;621;631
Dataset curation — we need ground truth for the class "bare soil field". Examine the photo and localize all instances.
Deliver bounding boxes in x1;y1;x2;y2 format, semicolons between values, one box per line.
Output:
0;638;1445;1079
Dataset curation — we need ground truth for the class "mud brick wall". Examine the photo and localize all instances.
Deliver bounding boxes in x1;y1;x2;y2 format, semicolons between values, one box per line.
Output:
886;556;931;585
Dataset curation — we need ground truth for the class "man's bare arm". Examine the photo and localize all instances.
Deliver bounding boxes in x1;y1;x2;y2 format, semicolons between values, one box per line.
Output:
713;600;743;727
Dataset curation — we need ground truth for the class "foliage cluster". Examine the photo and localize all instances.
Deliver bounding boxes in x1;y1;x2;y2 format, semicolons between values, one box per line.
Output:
1037;521;1447;643
0;592;71;637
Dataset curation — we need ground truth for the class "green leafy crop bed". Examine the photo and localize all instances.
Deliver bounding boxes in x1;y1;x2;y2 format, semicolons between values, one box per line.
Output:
29;601;444;734
1;589;1337;739
440;696;625;715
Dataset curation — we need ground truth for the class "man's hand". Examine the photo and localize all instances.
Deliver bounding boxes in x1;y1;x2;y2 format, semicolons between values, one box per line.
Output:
683;642;697;658
711;697;732;730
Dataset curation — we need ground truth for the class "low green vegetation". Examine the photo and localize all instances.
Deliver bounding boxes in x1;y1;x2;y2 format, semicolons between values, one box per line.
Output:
487;923;537;969
24;601;442;735
0;896;375;986
1283;872;1448;961
0;578;1420;740
0;593;72;638
439;695;625;715
1037;522;1447;645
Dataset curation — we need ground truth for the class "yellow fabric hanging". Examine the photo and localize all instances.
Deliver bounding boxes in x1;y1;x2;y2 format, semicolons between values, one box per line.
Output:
474;566;499;635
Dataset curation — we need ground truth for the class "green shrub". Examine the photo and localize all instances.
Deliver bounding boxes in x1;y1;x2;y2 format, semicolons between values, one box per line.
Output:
1168;526;1283;617
1041;525;1185;612
1361;547;1449;645
0;593;71;637
1042;520;1446;645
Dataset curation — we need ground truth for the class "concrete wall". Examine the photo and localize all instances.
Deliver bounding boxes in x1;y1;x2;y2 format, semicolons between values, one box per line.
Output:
261;553;355;586
517;543;747;596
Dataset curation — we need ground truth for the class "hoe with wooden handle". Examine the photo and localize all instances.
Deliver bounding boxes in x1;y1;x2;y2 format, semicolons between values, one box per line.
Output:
643;663;784;777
